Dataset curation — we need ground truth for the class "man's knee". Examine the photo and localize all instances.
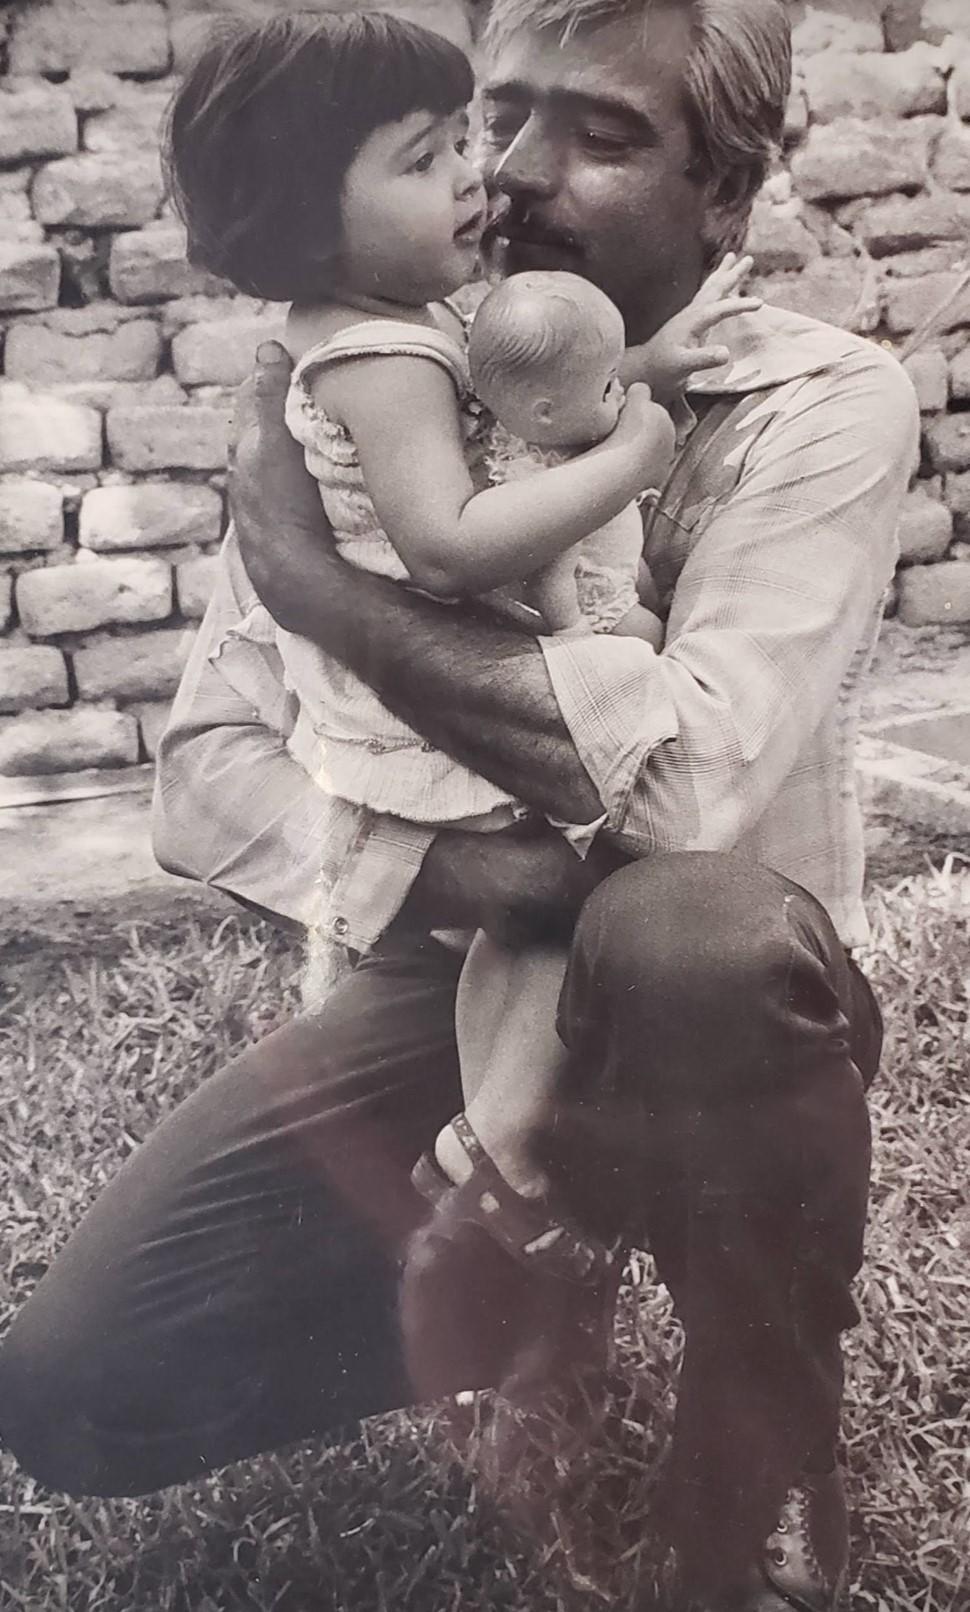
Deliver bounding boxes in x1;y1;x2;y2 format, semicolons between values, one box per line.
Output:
0;1320;107;1496
561;852;852;1096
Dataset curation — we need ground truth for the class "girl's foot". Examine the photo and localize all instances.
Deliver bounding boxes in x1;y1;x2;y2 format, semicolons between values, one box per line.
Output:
434;1111;548;1201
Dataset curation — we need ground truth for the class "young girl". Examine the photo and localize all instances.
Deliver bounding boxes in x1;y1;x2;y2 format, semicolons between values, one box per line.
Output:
165;11;757;1289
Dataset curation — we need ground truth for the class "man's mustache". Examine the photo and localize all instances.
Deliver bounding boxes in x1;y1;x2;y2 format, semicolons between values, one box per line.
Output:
482;201;583;256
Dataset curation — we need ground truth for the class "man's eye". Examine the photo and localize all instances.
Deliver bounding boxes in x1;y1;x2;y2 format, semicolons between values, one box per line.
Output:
482;112;525;145
412;150;435;173
581;130;631;158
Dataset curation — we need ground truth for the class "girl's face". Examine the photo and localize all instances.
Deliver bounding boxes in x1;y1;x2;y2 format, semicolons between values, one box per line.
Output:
337;108;487;304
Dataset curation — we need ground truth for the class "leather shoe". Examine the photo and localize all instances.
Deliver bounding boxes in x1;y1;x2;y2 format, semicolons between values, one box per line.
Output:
680;1467;849;1611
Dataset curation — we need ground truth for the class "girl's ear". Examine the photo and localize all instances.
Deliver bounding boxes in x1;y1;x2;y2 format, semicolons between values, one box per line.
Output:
531;396;554;428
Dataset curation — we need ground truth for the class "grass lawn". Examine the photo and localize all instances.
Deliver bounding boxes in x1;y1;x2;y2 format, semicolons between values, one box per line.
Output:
0;862;968;1611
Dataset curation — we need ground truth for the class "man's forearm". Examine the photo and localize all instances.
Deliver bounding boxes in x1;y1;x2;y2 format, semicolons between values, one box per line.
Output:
253;547;603;821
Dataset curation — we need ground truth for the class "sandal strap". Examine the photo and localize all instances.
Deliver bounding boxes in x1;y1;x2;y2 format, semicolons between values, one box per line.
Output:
410;1117;615;1286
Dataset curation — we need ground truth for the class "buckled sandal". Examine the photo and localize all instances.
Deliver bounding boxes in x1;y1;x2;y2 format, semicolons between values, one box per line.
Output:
411;1113;616;1285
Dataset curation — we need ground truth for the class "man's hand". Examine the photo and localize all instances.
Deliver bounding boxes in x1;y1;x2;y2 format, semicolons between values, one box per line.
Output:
406;820;630;947
229;341;337;624
623;253;761;407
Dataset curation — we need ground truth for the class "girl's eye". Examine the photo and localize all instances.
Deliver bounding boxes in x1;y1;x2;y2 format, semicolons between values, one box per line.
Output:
454;135;468;156
412;150;435;174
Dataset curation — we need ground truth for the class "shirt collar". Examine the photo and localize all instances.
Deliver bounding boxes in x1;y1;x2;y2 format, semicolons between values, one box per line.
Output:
687;302;870;397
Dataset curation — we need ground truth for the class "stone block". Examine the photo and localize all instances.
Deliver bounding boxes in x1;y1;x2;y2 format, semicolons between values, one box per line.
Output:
175;552;220;618
50;377;187;414
0;389;102;475
790;1;884;54
74;628;190;699
924;413;970;473
744;199;820;274
883;0;925;50
16;556;172;636
0;647;70;714
9;3;170;76
68;69;123;114
791;119;933;202
0;81;77;163
171;312;284;386
949;346;970;399
0;708;139;776
902;348;948;412
0;172;32;228
130;698;172;759
159;294;258;336
753;260;878;332
109;224;228;304
955;58;970;122
107;405;231;471
4;321;161;387
897;486;953;562
802;46;946;124
852;192;970;257
0;482;64;555
83;91;172;155
0;245;61;314
32;154;163;229
884;270;970;335
919;0;970;43
945;470;970;520
897;560;970;625
81;484;223;551
934;127;970;192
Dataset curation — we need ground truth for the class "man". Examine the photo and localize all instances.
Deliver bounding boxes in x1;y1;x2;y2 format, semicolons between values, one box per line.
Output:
0;0;919;1606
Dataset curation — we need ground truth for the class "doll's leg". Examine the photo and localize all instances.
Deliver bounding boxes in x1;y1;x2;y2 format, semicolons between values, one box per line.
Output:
436;930;569;1198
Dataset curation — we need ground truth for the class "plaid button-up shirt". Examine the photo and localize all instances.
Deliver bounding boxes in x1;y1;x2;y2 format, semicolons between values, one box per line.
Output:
154;305;919;951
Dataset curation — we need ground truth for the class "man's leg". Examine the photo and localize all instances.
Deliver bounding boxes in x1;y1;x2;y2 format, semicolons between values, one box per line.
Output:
0;935;474;1498
550;852;882;1600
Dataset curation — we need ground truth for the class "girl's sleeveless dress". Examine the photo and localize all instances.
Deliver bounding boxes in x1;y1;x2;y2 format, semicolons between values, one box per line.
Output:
240;314;642;828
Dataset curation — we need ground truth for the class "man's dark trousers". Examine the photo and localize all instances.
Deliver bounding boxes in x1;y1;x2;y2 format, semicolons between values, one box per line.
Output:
0;852;881;1589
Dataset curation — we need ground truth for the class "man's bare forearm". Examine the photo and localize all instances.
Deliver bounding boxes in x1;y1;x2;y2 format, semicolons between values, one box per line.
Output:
254;544;602;821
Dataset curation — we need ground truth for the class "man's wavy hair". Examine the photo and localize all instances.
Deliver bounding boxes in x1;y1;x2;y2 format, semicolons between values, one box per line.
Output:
163;10;474;302
482;0;791;262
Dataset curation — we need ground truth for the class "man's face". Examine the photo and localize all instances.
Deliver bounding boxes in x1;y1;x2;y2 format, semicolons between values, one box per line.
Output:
480;8;712;343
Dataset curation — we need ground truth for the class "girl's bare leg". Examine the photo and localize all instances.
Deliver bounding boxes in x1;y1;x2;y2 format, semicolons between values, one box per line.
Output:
435;929;569;1198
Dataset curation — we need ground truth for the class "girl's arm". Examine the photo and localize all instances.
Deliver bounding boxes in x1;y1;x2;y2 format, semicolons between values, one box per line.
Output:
610;602;664;650
323;356;675;598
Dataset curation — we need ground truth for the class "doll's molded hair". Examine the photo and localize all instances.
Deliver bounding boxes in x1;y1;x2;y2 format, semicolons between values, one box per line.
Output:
468;271;624;409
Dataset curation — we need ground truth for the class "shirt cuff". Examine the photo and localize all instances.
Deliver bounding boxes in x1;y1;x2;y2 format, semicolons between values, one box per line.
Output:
539;633;679;830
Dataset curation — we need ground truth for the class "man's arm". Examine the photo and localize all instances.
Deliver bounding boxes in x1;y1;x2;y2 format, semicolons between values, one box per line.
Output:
232;344;603;823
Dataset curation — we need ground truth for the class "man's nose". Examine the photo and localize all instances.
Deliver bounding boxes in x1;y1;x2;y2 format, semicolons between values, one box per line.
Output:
492;116;559;200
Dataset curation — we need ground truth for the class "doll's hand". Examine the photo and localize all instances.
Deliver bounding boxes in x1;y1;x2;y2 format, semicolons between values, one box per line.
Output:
626;253;761;408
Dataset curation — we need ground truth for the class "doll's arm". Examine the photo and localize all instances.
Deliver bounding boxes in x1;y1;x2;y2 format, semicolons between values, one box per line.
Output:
620;253;762;408
325;358;674;598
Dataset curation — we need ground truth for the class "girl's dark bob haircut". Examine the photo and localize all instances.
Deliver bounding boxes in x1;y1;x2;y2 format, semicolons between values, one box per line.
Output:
163;10;475;303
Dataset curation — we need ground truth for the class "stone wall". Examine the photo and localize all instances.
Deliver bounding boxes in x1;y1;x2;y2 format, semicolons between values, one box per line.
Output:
1;0;970;776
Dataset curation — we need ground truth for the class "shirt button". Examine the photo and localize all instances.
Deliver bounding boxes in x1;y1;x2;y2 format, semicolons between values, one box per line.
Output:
333;916;349;937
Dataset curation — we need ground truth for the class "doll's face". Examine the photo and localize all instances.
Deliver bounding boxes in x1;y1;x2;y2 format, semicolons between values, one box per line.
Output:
488;302;626;450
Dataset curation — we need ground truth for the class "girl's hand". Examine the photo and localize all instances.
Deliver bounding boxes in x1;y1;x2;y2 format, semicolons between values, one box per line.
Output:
606;381;677;491
625;253;762;408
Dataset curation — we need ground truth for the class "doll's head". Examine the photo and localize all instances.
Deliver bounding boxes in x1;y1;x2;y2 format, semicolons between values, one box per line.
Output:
468;271;626;451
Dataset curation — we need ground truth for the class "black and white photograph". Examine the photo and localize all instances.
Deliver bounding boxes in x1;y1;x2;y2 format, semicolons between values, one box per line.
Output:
0;0;968;1607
